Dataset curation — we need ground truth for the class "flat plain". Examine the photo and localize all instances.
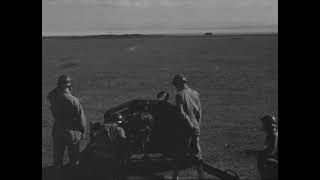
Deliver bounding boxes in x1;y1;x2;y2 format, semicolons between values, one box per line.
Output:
42;34;278;180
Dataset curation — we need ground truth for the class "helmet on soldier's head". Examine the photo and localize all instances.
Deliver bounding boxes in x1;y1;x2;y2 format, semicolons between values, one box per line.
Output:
172;74;188;85
111;112;124;123
57;75;72;87
157;90;169;102
260;114;278;128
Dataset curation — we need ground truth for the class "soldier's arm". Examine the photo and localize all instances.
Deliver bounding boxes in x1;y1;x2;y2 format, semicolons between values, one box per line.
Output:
197;93;202;124
262;134;278;158
272;134;278;156
79;103;87;135
266;134;278;157
47;90;53;103
47;87;58;103
117;127;126;142
176;94;193;129
47;89;57;127
74;99;87;134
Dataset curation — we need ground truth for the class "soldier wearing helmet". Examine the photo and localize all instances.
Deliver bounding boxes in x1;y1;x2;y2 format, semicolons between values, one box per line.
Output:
112;112;124;122
82;113;128;179
171;74;205;180
258;114;278;180
47;75;86;168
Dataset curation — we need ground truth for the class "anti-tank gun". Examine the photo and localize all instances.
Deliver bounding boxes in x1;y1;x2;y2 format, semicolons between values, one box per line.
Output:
89;97;182;159
103;99;165;157
86;94;243;180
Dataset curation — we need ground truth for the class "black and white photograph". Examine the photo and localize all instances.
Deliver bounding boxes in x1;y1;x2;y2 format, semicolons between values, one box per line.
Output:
42;0;278;179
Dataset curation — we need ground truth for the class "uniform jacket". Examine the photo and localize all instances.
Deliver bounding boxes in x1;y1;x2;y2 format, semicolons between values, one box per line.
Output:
89;123;126;159
264;130;278;159
175;87;202;135
47;87;86;135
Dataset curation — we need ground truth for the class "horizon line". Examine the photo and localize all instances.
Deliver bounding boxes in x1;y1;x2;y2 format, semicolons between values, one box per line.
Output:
42;30;278;38
42;24;278;37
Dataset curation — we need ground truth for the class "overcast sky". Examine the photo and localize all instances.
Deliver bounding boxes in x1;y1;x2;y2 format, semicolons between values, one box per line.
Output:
42;0;278;35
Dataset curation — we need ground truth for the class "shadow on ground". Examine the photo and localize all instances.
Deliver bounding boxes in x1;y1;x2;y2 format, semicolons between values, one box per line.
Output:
42;159;172;180
42;165;79;180
42;158;240;180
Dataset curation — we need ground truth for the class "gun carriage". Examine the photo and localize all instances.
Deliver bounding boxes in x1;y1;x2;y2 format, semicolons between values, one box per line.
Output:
89;98;183;159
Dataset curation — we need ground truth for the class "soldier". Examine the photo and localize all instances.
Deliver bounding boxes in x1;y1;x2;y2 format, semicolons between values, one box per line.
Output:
82;113;128;179
47;75;86;168
258;115;278;180
171;74;205;180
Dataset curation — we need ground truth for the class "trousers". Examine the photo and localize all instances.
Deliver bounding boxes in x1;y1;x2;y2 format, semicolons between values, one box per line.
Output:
52;128;82;167
257;154;278;180
172;134;204;179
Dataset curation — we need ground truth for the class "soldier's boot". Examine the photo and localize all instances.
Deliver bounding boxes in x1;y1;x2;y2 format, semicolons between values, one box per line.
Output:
196;163;205;180
194;159;205;180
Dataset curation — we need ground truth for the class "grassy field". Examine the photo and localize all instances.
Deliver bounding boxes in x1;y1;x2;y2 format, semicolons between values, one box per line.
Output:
42;34;278;180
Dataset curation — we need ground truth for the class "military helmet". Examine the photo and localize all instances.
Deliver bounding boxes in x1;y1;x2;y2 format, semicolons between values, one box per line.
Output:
57;75;72;87
111;112;124;123
172;74;188;85
260;114;278;128
157;90;169;101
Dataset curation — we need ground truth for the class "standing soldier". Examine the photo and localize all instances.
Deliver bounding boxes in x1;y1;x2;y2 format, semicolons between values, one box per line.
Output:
171;74;205;180
47;75;86;168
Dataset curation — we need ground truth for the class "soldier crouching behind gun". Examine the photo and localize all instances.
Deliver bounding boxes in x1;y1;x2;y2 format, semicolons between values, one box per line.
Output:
80;113;128;180
246;114;278;180
257;115;278;180
47;75;87;169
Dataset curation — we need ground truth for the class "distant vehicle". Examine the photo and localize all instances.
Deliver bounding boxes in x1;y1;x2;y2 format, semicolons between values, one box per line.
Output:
204;32;213;36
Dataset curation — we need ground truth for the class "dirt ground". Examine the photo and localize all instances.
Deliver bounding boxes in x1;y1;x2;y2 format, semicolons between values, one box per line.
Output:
42;34;278;180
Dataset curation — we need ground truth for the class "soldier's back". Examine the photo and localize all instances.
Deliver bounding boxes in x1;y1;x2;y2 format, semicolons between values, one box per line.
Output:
48;89;79;129
178;88;201;126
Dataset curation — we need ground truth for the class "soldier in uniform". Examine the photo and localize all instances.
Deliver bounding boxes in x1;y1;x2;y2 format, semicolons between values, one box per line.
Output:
171;74;205;180
81;113;128;179
47;75;86;168
258;115;278;180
